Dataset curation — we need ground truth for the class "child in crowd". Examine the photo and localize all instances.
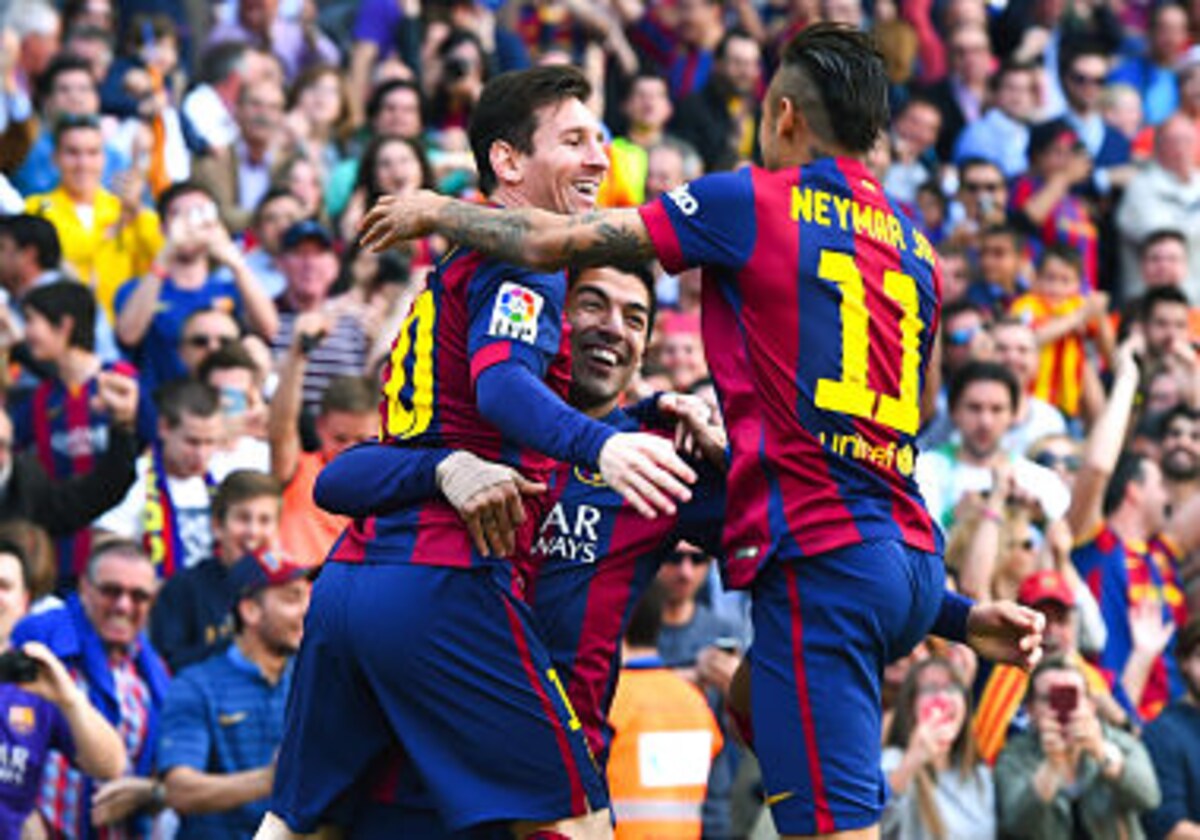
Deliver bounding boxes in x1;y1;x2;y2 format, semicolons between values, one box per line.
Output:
1010;245;1114;423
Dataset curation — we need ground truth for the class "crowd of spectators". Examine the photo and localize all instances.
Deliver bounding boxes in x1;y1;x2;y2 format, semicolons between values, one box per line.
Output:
0;0;1192;838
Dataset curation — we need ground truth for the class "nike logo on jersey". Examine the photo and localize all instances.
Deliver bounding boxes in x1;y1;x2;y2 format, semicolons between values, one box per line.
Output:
218;712;247;726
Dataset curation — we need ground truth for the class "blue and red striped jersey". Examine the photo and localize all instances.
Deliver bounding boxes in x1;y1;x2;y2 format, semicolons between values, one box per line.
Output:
313;409;726;764
346;247;572;572
638;160;942;588
12;378;107;583
528;411;724;761
1072;524;1189;722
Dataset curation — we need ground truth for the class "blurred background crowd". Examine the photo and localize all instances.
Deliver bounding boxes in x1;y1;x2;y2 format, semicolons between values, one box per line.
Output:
0;0;1192;838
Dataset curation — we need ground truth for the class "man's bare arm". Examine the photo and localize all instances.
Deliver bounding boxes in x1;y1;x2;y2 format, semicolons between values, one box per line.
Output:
358;193;658;273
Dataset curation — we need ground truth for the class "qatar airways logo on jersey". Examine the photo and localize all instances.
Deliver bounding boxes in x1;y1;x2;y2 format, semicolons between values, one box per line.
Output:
0;743;30;785
533;502;602;563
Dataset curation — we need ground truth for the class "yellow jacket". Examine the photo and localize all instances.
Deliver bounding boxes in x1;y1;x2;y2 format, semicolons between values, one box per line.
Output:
26;187;164;320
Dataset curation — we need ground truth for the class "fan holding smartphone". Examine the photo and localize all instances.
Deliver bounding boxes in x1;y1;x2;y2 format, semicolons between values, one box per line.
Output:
993;656;1162;839
882;657;995;840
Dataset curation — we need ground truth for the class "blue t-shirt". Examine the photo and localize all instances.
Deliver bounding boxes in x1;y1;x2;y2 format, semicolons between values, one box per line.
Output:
12;133;130;196
0;684;74;837
351;0;403;54
158;644;292;840
113;270;244;396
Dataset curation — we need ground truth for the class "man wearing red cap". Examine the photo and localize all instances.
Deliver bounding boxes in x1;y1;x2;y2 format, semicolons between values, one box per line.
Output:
157;547;311;839
974;570;1123;765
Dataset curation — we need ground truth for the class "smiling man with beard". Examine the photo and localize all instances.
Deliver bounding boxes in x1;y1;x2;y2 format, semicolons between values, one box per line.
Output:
1157;406;1200;512
308;263;730;838
260;66;695;840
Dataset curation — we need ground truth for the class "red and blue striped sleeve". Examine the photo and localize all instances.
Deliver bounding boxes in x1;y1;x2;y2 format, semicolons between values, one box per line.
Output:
637;169;759;276
466;262;566;386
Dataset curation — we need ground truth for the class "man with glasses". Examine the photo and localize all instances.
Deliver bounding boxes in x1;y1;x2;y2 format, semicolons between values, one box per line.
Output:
114;180;278;398
12;539;172;838
193;79;288;234
948;159;1009;254
1058;44;1135;200
177;309;242;379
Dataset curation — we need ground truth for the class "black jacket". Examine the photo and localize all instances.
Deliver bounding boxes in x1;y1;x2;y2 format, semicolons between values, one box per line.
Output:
669;79;761;174
150;557;237;673
0;422;138;535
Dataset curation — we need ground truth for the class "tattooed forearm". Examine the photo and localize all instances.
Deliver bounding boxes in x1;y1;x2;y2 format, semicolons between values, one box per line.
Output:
561;212;658;272
436;202;538;266
432;203;656;273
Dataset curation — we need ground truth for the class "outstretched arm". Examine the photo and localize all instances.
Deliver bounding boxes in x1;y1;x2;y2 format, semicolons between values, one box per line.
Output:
1065;335;1142;540
359;192;657;273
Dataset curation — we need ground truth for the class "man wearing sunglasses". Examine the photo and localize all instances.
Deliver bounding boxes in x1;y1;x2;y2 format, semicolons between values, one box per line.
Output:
946;159;1009;252
12;539;171;838
176;309;242;379
1058;44;1135;200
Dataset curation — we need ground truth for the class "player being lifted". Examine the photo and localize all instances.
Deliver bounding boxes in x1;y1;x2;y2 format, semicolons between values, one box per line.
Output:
258;67;695;840
360;25;1043;840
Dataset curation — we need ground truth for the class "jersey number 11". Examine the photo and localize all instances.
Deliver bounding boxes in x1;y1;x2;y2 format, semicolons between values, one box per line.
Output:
814;250;925;436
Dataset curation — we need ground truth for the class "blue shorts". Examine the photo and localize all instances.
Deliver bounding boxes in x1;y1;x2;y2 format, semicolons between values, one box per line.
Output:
271;562;607;832
750;541;944;835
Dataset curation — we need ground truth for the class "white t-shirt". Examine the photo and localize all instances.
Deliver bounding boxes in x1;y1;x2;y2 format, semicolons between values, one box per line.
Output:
210;437;271;480
1004;397;1069;459
915;448;1071;530
182;84;239;151
94;456;213;571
